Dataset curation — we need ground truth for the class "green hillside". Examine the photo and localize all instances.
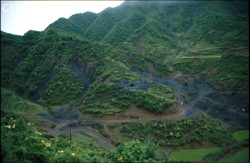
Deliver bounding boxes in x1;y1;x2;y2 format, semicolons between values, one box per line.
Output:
1;0;249;111
46;12;97;37
1;1;249;162
46;1;248;53
102;10;146;46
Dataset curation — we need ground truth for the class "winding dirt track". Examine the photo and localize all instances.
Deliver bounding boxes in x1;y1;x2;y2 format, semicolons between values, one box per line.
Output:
46;71;206;149
45;73;249;150
47;83;202;150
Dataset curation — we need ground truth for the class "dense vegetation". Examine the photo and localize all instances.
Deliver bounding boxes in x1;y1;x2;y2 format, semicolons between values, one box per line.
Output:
1;89;249;162
1;112;161;163
1;1;249;162
169;147;222;162
103;114;235;146
173;53;249;92
80;82;175;116
1;1;248;107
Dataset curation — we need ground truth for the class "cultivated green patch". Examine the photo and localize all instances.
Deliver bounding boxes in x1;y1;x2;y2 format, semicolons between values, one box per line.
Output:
232;130;249;142
203;138;249;162
169;147;221;162
218;148;249;163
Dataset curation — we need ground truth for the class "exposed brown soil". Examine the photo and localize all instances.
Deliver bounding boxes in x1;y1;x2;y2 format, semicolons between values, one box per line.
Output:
207;68;217;77
47;103;187;148
36;120;57;133
38;70;249;159
103;124;123;143
168;71;183;79
96;103;181;121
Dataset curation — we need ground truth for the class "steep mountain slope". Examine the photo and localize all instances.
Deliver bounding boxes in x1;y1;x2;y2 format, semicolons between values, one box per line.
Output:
183;1;249;51
46;1;248;53
1;2;249;162
44;1;249;89
1;1;249;112
1;29;113;104
84;6;132;42
102;10;146;46
47;12;97;37
1;28;175;115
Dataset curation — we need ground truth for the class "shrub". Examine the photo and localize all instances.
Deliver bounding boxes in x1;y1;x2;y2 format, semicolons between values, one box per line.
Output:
109;139;160;162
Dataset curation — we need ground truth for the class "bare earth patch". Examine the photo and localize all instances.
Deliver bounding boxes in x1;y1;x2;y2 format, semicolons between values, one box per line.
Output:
207;68;217;77
168;71;183;79
97;103;181;121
